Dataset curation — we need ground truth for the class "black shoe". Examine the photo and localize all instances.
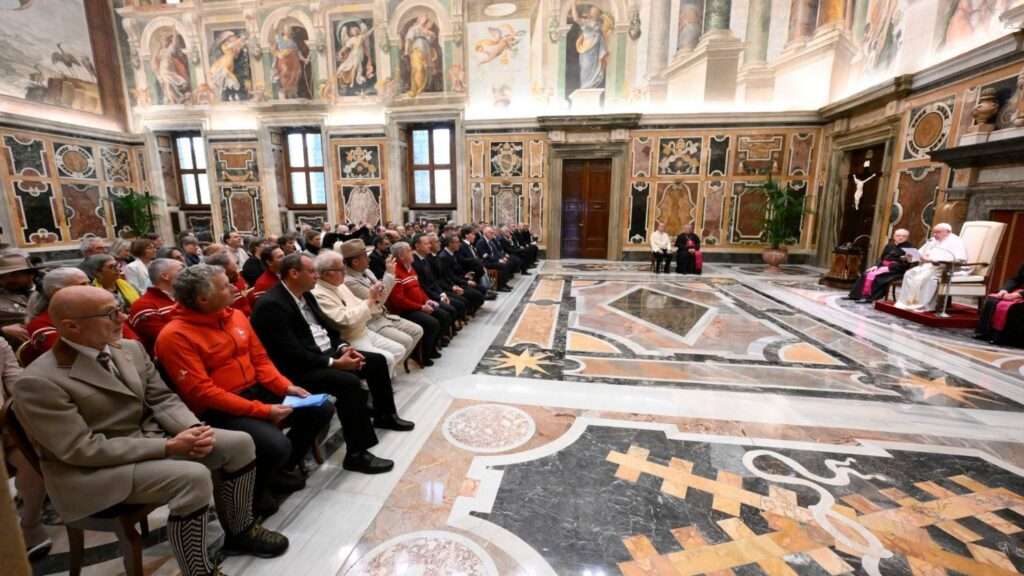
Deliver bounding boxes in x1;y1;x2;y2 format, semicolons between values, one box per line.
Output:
222;522;289;558
26;538;53;562
269;467;306;494
342;451;394;474
253;490;280;519
497;286;512;292
429;350;442;359
375;414;415;431
484;292;497;300
421;358;435;366
856;298;870;304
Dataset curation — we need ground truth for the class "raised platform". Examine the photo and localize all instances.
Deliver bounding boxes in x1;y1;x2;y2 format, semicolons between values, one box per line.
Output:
874;300;979;329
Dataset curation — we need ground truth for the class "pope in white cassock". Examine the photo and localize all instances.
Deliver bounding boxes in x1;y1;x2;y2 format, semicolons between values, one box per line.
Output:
895;223;967;312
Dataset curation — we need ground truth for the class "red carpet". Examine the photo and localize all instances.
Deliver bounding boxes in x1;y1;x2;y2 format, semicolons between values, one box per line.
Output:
874;300;979;329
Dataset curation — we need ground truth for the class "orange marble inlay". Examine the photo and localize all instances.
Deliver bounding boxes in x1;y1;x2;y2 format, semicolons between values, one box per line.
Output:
566;330;619;353
778;342;843;366
505;303;559;349
531;278;565;301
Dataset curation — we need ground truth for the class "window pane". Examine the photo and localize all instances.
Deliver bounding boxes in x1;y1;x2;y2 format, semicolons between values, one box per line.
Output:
414;170;431;204
434;169;451;204
412;130;430;165
288;133;306;168
310;172;326;204
192;137;206;170
176;137;193;170
306;133;323;167
291;173;308;204
432;128;450;165
197;175;210;204
181;175;198;204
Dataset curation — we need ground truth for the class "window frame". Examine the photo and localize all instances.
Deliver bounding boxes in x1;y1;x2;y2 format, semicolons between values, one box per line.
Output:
406;122;456;209
283;128;327;209
172;133;210;208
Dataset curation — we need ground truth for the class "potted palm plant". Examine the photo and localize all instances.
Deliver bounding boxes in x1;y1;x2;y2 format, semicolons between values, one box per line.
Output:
760;178;806;272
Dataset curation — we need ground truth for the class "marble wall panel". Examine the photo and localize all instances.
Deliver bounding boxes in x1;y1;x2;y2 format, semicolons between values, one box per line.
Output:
528;140;545;178
61;183;106;240
734;134;784;176
787;132;814;177
158;146;180;207
107;185;136;235
902;96;955;161
471;181;485;223
708;135;730;177
528;182;543;232
342;184;382;226
54;143;96;180
101;146;132;183
701;181;725;245
14;181;61;244
730;181;767;243
657;137;702;176
631;137;653;178
469;140;486;179
220;185;261;234
184;212;214;243
490;141;524;178
655;181;698;236
3;135;48;177
893;167;942;245
213;147;259;183
490;183;522;226
338;145;382;180
627;182;650;244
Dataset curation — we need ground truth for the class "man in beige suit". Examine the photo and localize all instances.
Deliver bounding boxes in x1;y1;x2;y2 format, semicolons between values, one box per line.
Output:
13;286;288;576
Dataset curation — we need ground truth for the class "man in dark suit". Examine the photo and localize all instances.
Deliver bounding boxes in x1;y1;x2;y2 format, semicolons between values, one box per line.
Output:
368;235;391;281
429;234;484;315
475;226;515;292
250;253;413;475
411;234;466;323
498;226;532;274
456;227;490;289
439;234;495;301
513;223;539;269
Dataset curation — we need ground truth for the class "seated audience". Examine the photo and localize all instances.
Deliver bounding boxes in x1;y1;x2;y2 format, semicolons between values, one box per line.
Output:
976;264;1024;347
23;267;92;365
650;222;673;274
82;254;140;311
0;252;39;345
389;242;451;360
369;235;390;281
241;237;267;287
342;240;425;366
14;286;288;574
250;244;285;305
156;265;334;518
457;227;493;292
110;239;132;276
895;223;967;312
499;225;532;273
0;336;51;560
675;224;702;275
157;246;186;264
205;252;252;316
313;251;405;374
439;234;494;302
224;231;250;267
128;258;186;355
413;235;466;324
277;233;299;255
202;243;225;260
251;253;413;474
475;226;514;291
848;228;913;302
513;223;539;268
124;238;157;294
303;229;322;256
431;234;484;314
77;237;109;265
181;236;202;266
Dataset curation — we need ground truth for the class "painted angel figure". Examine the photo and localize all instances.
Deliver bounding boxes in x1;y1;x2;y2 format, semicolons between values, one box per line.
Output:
336;21;376;93
152;33;191;104
474;24;526;65
572;0;613;90
209;30;248;101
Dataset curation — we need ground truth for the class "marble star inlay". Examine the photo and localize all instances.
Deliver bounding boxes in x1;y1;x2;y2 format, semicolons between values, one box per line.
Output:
895;373;999;407
487;349;556;377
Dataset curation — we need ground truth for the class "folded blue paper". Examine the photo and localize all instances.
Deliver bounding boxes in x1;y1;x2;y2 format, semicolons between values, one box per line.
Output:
283;394;331;409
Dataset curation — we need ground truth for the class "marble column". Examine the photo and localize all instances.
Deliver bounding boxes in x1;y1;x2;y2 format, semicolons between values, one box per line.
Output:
704;0;732;33
786;0;820;45
648;0;672;75
677;0;705;52
743;0;771;64
816;0;845;30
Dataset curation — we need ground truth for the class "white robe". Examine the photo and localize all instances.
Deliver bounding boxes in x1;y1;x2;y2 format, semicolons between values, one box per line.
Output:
895;233;967;311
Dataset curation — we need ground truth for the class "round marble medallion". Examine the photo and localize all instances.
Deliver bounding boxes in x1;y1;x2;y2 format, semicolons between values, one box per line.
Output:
347;530;498;576
442;403;536;454
912;111;944;149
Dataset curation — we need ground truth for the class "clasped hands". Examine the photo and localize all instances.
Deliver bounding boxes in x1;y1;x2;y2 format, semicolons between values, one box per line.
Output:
993;290;1023;302
331;346;365;371
166;425;216;460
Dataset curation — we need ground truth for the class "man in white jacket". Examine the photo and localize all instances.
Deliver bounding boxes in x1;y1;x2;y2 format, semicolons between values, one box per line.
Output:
895;223;967;312
649;222;673;274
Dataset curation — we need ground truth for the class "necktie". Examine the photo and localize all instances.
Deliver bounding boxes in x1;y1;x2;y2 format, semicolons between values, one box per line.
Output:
96;351;113;373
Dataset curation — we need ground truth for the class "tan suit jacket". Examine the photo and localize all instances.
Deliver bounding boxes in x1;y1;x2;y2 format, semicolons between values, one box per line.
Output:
13;338;200;522
312;279;372;341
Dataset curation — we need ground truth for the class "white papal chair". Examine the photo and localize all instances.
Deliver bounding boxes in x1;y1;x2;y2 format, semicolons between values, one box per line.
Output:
935;220;1006;316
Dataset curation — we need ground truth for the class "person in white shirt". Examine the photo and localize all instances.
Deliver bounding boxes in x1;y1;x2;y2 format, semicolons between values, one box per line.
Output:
649;222;673;274
224;231;250;267
123;238;157;294
895;223;968;312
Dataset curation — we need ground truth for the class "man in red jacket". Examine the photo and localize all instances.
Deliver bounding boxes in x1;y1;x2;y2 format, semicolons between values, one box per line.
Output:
250;245;284;307
155;264;333;518
128;258;184;355
386;242;449;360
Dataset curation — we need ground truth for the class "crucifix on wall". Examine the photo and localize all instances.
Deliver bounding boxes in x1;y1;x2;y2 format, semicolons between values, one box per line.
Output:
851;159;879;211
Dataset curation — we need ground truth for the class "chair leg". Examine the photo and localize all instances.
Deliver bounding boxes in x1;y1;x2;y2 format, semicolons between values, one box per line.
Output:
403;356;411;374
115;518;145;576
67;526;85;576
312;423;328;465
140;516;150;538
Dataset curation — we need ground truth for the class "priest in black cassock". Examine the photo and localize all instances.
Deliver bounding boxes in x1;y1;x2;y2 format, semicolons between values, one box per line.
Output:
848;228;913;302
976;264;1024;347
674;224;702;275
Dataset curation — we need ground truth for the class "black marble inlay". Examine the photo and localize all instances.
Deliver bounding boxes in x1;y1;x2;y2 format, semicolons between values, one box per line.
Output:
627;182;649;244
477;425;1024;576
14;181;61;244
608;287;710;338
709;134;730;177
4;135;48;176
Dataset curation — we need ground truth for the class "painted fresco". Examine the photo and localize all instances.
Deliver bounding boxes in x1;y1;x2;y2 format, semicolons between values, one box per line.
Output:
333;17;377;97
468;19;529;112
400;11;444;97
935;0;1013;51
150;29;192;105
208;27;253;102
564;2;614;98
271;19;313;100
0;0;101;113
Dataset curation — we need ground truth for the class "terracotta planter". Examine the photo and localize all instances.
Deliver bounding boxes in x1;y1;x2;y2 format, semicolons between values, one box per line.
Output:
761;247;788;272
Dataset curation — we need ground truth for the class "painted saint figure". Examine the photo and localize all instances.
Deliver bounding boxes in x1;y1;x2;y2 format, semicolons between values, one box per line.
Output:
209;30;249;102
336;21;376;96
403;15;440;97
571;0;612;90
152;32;190;104
272;22;312;99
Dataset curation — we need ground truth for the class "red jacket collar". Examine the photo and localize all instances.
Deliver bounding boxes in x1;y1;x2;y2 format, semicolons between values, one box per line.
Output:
171;305;236;327
143;286;176;304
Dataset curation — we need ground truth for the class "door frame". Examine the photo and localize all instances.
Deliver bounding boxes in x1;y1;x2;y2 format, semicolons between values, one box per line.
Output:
547;142;627;260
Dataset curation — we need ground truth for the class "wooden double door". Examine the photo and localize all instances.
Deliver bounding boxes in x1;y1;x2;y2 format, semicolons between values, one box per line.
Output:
561;158;611;259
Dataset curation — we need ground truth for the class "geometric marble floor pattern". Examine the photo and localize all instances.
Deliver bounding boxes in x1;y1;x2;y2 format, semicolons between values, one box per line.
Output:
31;260;1024;576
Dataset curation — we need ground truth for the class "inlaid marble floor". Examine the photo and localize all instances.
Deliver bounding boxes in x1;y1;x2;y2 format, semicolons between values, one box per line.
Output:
26;260;1024;575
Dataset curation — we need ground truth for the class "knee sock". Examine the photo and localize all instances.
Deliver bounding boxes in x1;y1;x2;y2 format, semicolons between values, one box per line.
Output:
214;460;256;536
167;506;215;576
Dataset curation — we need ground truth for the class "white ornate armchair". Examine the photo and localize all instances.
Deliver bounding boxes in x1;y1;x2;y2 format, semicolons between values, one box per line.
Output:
935;220;1006;315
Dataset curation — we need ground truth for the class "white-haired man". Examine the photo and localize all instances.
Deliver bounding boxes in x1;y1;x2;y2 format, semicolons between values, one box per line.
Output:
895;223;967;312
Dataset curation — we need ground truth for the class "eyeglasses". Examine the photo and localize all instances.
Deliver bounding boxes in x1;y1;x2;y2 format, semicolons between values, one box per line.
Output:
68;308;123;322
320;268;345;273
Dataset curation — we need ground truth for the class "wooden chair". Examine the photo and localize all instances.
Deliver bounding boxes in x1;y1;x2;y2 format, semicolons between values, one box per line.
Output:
1;400;155;576
486;268;499;288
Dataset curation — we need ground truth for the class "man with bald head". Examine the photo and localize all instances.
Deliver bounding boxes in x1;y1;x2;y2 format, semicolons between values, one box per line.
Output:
14;286;288;576
847;228;914;302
